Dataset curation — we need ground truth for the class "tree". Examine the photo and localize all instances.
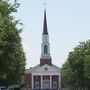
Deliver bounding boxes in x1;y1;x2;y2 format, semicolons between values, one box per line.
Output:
84;55;90;79
61;61;75;88
84;55;90;89
0;0;26;85
61;40;90;89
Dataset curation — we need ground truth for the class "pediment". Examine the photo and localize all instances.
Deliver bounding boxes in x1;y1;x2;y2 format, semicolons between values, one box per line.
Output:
32;64;60;73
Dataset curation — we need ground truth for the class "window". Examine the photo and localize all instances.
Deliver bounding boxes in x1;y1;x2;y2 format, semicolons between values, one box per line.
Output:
35;81;39;89
44;45;48;53
43;76;50;80
44;67;48;71
52;81;57;89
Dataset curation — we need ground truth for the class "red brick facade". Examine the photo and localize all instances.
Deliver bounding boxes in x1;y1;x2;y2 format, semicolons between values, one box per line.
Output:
40;58;52;66
25;73;32;89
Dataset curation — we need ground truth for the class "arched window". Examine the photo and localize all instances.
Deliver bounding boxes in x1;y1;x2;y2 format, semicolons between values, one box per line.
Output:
44;45;48;54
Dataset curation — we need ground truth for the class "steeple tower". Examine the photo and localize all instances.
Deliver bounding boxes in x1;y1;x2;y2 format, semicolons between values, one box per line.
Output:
40;9;52;66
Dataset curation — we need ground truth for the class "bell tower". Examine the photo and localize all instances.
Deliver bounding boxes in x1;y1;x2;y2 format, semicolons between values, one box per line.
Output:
40;9;52;66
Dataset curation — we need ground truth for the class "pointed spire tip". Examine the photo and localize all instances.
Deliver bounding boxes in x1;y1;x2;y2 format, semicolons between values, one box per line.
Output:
43;9;48;34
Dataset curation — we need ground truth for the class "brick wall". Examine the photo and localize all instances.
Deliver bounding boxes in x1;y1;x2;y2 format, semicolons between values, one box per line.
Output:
25;73;32;89
40;59;52;66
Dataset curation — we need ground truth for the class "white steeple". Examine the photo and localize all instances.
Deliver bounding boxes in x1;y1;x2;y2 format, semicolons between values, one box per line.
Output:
40;9;51;60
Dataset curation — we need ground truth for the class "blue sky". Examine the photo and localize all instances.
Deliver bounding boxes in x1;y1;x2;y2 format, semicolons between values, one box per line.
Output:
15;0;90;69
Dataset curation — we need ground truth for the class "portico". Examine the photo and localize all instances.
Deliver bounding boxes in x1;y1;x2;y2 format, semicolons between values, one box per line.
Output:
32;75;60;89
30;64;61;90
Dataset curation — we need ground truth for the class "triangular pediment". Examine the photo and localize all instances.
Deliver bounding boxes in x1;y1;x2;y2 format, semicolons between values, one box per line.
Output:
25;64;60;74
32;64;60;73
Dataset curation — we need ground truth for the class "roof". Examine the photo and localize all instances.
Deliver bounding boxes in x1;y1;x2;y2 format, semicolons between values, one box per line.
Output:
43;9;48;34
25;64;60;74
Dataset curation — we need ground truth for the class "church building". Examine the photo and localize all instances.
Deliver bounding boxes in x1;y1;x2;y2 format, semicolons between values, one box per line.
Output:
25;10;61;90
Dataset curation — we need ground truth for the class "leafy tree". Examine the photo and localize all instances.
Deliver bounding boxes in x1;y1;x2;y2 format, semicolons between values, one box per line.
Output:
84;55;90;79
83;55;90;89
61;40;90;89
61;61;74;87
0;0;26;85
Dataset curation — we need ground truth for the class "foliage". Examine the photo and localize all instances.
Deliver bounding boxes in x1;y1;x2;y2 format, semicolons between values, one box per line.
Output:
61;40;90;89
0;0;26;85
84;55;90;79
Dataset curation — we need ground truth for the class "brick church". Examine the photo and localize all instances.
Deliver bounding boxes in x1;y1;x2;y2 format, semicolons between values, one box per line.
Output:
25;10;61;90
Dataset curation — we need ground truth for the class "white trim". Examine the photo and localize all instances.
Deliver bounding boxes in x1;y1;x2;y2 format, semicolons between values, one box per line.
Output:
41;75;43;89
59;74;61;89
50;75;52;89
32;72;60;76
32;75;34;89
25;64;60;74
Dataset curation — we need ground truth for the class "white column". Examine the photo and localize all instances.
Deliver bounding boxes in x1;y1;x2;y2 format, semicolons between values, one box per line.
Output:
32;75;34;89
50;75;52;89
59;75;61;90
41;75;43;89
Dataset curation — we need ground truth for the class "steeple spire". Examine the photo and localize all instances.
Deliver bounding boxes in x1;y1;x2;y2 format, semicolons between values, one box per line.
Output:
43;9;48;34
40;9;52;66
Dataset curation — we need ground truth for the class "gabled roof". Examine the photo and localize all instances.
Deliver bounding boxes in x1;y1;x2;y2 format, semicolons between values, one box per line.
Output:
25;64;40;74
25;64;60;74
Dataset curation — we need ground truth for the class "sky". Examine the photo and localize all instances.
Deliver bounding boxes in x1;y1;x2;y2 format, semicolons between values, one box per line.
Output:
14;0;90;69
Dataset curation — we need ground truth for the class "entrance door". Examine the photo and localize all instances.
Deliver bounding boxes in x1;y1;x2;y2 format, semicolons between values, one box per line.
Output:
42;80;50;89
